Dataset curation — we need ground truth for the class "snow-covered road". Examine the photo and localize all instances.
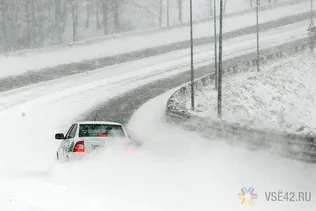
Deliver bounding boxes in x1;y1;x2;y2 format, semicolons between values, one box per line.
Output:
2;89;315;211
0;19;309;112
0;20;315;210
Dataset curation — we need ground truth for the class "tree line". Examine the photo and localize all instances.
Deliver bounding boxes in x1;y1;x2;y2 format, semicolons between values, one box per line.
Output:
0;0;292;53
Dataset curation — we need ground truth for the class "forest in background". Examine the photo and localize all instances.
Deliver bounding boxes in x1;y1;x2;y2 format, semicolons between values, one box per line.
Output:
0;0;289;53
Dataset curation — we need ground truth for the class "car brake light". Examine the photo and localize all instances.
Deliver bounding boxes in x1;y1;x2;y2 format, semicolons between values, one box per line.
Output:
74;141;85;152
98;133;107;137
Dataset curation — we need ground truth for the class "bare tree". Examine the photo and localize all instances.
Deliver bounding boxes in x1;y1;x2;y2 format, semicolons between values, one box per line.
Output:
25;0;31;47
36;0;45;45
85;0;90;28
72;0;77;42
209;0;213;17
178;0;182;23
1;0;7;51
31;0;37;46
101;0;108;35
113;0;119;33
54;0;62;44
61;0;69;34
166;0;169;26
159;0;162;27
95;0;100;29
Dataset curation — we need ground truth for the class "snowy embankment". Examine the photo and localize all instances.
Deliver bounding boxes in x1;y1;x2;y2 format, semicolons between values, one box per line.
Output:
0;1;311;79
184;50;316;134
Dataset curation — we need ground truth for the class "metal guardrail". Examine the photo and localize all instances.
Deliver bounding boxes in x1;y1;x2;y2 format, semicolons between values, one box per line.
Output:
165;36;316;163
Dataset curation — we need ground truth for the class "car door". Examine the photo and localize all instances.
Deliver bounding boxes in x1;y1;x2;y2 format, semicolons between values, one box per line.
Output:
58;124;76;159
64;124;78;156
57;124;73;158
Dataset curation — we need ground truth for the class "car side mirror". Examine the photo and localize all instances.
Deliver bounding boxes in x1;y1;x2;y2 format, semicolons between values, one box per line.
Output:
55;133;65;140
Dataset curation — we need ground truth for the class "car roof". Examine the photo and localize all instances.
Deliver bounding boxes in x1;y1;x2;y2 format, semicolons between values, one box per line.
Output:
75;121;122;126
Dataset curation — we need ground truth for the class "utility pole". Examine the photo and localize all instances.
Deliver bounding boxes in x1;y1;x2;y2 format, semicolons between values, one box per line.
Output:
256;0;260;71
190;0;195;110
214;0;218;90
217;0;223;118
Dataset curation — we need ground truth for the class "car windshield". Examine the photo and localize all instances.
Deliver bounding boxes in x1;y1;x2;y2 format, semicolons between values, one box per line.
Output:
79;124;125;138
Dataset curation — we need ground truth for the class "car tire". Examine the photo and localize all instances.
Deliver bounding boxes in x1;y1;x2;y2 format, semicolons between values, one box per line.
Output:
56;152;59;160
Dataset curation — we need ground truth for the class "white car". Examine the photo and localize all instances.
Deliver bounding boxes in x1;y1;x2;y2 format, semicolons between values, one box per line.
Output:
55;121;139;161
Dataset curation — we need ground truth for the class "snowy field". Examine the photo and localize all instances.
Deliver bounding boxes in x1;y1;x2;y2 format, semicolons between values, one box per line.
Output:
0;0;311;79
186;50;316;134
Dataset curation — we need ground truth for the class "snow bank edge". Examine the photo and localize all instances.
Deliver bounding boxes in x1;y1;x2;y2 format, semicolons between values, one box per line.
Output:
165;36;316;163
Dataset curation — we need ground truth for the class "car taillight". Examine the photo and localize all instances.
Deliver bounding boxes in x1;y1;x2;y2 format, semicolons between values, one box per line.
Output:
74;141;85;152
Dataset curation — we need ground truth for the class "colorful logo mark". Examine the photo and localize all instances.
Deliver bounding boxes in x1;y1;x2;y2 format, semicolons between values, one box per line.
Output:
238;187;258;206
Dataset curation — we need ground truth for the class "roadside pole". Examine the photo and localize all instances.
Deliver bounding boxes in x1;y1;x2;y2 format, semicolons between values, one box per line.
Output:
190;0;195;110
217;0;223;118
256;0;260;71
214;0;218;90
308;0;316;52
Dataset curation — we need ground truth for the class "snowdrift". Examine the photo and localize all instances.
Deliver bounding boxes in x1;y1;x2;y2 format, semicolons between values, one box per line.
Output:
165;37;316;162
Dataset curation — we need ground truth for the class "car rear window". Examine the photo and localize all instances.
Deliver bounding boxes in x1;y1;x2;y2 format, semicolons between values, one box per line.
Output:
79;124;125;137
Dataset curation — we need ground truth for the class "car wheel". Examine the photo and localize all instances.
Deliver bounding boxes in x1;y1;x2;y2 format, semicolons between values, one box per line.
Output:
56;152;59;160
